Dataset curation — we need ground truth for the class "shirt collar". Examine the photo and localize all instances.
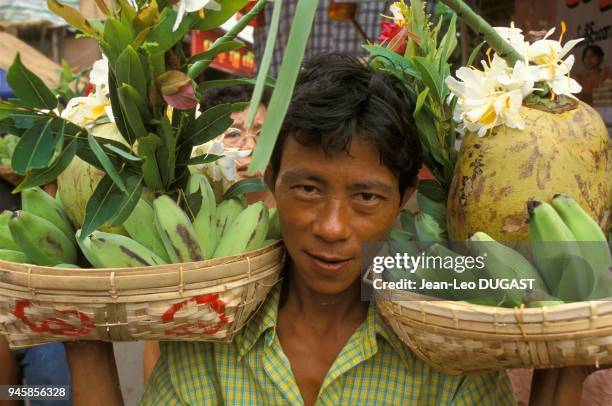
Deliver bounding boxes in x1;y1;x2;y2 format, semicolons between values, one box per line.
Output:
235;281;413;370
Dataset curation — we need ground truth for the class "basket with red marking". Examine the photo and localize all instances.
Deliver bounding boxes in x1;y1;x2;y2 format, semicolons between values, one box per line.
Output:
0;242;284;349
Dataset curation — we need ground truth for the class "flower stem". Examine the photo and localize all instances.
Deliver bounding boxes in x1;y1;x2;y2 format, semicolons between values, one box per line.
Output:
440;0;522;67
188;0;268;79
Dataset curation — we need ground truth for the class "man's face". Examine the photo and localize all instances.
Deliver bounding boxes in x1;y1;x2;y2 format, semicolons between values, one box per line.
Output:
270;136;407;295
222;105;267;177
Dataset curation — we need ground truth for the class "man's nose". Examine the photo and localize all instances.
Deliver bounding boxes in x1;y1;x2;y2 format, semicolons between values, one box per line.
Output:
241;133;257;150
312;199;351;242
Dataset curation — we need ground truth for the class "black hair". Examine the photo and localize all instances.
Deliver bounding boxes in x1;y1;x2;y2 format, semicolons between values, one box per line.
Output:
582;44;604;65
199;84;271;111
269;53;422;199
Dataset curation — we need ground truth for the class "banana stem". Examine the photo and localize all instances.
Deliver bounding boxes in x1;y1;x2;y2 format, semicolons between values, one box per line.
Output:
188;0;268;78
440;0;523;67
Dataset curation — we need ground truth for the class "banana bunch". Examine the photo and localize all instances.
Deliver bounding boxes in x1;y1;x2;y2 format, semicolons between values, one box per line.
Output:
0;187;77;266
528;196;611;301
72;174;277;268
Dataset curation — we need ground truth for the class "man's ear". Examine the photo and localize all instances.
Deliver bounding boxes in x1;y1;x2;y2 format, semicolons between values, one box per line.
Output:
264;165;275;193
400;184;417;209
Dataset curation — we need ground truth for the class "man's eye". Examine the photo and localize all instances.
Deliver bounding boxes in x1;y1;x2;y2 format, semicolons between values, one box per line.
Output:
292;185;318;195
358;193;379;202
225;129;241;138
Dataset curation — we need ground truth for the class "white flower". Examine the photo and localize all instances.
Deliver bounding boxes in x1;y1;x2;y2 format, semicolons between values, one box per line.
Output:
389;3;406;26
90;57;109;97
494;25;530;60
446;56;534;137
173;0;221;32
61;95;112;127
191;139;250;191
526;27;583;97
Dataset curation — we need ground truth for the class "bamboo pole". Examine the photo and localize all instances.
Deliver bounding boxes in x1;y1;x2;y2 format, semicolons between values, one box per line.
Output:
440;0;523;67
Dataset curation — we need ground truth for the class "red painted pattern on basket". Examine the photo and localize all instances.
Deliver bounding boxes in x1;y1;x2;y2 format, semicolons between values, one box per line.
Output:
12;300;94;336
162;293;229;336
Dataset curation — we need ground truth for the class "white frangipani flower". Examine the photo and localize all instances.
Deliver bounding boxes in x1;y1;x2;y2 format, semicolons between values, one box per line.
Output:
61;95;112;127
494;25;530;59
172;0;221;32
191;139;250;191
89;56;109;97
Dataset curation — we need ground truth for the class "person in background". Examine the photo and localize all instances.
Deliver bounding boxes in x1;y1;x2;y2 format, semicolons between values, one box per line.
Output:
142;84;272;384
577;44;609;105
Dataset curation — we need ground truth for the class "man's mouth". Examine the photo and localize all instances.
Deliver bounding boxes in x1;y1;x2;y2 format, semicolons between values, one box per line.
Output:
305;251;353;272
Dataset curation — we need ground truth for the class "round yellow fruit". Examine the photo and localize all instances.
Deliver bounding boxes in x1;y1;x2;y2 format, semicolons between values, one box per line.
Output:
447;101;610;241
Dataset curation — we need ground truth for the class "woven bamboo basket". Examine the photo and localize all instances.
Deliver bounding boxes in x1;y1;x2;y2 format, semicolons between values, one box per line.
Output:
0;242;285;349
374;284;612;375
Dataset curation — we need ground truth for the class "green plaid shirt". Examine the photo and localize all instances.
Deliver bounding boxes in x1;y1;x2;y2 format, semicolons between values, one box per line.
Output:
140;283;516;405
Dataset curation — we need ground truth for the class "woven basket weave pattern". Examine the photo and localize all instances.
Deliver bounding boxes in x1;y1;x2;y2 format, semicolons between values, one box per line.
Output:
0;243;284;349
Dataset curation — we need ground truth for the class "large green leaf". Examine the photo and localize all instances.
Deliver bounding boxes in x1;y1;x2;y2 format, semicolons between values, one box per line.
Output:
11;119;61;175
189;40;245;64
363;45;420;79
109;173;145;227
14;136;77;192
115;46;148;103
156;117;176;188
87;132;127;193
249;0;318;174
118;85;147;143
47;0;100;37
138;133;164;190
193;0;249;31
436;13;457;72
247;0;282;128
198;77;276;91
412;56;443;105
180;102;248;148
104;144;141;162
223;178;267;200
7;54;57;110
102;17;133;65
107;71;133;144
80;171;143;238
146;7;197;55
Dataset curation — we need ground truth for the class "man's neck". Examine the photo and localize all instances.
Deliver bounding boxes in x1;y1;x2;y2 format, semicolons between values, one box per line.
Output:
278;265;369;336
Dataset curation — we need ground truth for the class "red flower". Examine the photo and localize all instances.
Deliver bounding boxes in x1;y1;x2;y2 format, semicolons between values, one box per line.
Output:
378;21;407;55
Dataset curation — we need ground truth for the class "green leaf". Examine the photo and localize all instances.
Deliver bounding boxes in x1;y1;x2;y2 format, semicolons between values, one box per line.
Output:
116;0;137;21
388;228;414;242
115;46;148;104
223;178;267;200
363;45;420;79
189;40;245;64
436;13;457;71
188;153;223;165
156;117;176;188
467;41;486;67
249;0;318;174
193;0;249;30
109;173;144;226
81;171;143;238
102;18;133;64
14;136;77;192
87;132;127;193
11;119;61;175
104;144;141;162
412;56;442;104
107;71;133;144
118;85;147;144
47;0;100;37
138;133;164;190
416;191;447;227
247;0;281;129
418;179;447;202
180;102;248;148
146;7;197;55
7;54;58;110
198;77;276;91
414;88;430;115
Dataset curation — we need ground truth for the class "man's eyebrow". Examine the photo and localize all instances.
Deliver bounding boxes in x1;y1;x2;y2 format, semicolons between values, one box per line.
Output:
348;181;394;194
282;170;326;184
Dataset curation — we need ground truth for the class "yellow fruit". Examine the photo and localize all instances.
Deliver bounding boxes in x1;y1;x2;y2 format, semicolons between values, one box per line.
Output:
57;123;127;233
448;102;610;241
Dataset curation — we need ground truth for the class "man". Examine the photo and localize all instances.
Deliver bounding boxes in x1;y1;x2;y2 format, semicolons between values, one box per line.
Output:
65;53;515;405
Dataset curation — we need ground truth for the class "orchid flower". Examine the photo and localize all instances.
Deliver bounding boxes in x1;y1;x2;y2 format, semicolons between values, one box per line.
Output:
172;0;221;32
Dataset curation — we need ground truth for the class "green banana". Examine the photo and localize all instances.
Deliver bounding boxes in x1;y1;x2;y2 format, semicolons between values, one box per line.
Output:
416;191;447;227
88;231;167;268
267;207;281;240
262;239;280;248
188;174;218;259
76;229;105;268
153;195;204;263
214;202;269;258
528;200;595;302
0;249;29;263
469;232;548;307
523;289;565;308
122;198;170;262
216;197;244;241
21;187;74;241
0;211;18;250
54;263;81;268
9;211;76;266
551;194;612;299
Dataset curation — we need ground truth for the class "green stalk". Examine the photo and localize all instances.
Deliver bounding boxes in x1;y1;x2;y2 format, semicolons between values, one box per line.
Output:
440;0;522;67
188;0;268;79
